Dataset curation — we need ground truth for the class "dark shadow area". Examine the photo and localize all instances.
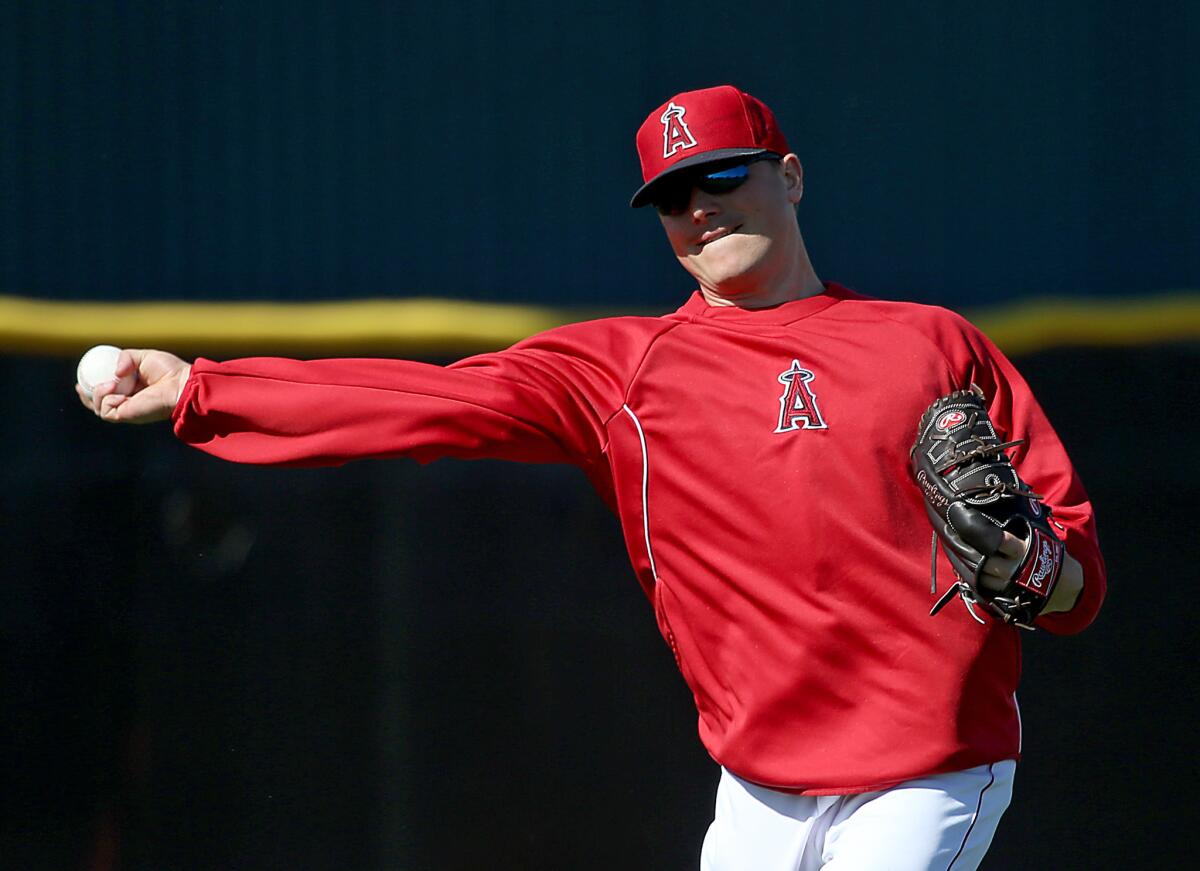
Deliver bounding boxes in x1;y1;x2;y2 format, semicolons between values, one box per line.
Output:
3;344;1196;868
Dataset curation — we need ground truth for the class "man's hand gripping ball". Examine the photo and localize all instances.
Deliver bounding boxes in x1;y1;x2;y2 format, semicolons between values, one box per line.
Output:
910;386;1064;629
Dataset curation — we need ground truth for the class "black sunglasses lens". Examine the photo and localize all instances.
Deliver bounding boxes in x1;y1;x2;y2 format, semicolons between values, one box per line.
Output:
654;160;762;214
654;184;692;215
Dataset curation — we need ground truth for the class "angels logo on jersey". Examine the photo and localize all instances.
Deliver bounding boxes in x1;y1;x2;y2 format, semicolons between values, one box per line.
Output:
774;360;828;432
660;102;698;158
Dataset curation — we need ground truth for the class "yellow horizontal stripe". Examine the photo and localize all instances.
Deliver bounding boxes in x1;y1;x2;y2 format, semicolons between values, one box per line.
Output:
0;296;595;358
967;291;1200;356
1;291;1197;358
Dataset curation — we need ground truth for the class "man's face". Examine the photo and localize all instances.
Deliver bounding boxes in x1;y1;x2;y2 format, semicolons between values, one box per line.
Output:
655;154;805;305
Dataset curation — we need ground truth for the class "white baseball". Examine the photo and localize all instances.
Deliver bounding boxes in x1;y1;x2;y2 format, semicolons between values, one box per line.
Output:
77;345;136;400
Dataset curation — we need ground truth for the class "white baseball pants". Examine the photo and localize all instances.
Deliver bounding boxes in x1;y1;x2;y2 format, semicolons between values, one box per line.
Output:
699;760;1015;871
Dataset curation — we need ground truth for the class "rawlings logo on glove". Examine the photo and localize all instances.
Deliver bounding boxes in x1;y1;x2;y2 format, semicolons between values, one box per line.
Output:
909;386;1064;629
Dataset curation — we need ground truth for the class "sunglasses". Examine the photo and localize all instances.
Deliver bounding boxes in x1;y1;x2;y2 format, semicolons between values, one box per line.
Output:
653;153;781;216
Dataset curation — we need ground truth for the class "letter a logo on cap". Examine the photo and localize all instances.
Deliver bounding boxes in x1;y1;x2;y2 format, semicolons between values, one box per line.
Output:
660;102;697;158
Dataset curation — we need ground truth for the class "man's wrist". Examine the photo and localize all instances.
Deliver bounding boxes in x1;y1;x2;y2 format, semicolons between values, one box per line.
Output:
174;363;193;409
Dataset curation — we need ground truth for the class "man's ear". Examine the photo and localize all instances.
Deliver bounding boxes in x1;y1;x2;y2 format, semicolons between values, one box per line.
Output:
781;153;804;204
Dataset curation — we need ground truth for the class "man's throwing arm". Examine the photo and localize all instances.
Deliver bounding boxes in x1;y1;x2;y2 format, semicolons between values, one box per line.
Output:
172;351;612;469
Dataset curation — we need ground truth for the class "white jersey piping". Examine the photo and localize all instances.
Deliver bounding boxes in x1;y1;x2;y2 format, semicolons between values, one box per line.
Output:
622;404;659;583
1013;692;1022;753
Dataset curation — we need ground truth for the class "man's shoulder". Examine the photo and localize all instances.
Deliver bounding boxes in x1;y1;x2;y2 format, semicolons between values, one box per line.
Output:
505;311;682;376
828;287;984;340
831;286;970;324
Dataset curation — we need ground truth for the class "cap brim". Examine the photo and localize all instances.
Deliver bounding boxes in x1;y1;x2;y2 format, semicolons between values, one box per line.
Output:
629;148;772;208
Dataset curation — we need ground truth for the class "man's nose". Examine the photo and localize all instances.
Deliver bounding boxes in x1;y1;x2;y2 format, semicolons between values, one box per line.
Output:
690;189;721;222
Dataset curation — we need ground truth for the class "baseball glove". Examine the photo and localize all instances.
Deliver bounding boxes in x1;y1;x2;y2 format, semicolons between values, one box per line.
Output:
910;385;1064;629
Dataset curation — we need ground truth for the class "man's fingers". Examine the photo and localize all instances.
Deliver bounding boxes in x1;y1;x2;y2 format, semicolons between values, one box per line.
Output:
76;348;191;424
997;531;1024;558
117;348;162;382
99;381;177;424
89;378;119;415
981;532;1028;581
115;348;141;382
114;347;145;388
98;391;129;420
981;555;1018;580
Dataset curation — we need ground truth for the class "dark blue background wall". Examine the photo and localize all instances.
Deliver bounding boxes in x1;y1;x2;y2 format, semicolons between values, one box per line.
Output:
4;3;1198;869
2;1;1197;309
7;345;1198;869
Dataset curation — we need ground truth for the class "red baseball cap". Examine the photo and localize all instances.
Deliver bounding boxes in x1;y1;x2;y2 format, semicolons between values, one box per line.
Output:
630;85;790;208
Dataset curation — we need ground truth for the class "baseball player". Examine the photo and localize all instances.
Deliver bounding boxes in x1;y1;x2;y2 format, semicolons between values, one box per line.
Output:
79;85;1105;870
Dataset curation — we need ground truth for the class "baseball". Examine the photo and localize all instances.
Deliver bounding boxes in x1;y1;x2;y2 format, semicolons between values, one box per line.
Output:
77;344;135;400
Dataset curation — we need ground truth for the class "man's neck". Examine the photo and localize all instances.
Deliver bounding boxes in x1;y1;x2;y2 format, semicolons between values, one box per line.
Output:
699;268;825;309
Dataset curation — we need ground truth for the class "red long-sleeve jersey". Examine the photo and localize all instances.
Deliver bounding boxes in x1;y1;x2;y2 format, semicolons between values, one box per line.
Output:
173;283;1106;794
